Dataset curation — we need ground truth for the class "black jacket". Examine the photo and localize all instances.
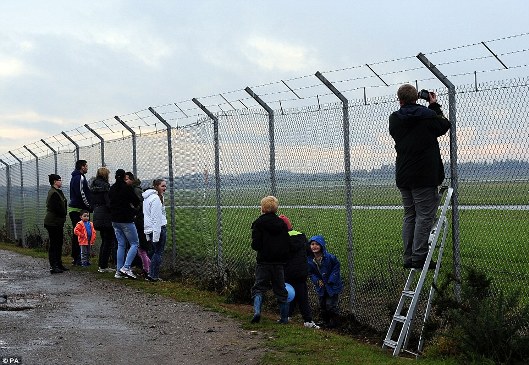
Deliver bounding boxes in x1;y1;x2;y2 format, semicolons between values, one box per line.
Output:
251;213;290;264
44;187;67;227
284;230;309;281
108;179;140;223
90;178;112;229
389;102;451;188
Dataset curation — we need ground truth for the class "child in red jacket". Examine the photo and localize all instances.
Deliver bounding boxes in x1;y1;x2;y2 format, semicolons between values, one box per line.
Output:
74;210;97;267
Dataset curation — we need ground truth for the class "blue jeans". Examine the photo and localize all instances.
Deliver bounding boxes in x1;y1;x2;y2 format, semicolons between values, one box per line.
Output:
148;225;167;279
112;222;139;271
399;186;440;265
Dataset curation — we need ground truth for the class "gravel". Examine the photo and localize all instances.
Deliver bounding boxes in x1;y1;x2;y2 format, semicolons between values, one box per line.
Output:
0;249;265;365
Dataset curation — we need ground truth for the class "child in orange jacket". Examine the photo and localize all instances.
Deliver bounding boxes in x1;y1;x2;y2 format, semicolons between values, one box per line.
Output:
74;210;97;267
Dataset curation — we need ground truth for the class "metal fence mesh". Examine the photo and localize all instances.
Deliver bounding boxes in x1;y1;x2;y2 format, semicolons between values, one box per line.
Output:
0;77;528;332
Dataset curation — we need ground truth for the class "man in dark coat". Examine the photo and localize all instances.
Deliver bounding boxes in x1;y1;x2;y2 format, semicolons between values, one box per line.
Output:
68;159;91;265
389;84;451;269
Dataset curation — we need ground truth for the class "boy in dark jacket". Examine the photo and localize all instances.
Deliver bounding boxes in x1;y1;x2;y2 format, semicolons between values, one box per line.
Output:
250;196;291;324
307;235;343;328
279;215;319;329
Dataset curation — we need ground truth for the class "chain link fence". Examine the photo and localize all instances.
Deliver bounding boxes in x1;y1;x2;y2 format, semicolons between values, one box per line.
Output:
0;76;528;332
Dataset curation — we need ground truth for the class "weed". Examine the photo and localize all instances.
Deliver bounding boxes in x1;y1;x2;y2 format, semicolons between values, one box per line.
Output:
426;267;529;364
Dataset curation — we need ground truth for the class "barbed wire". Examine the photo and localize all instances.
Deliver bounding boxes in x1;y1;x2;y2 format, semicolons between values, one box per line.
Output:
2;32;528;161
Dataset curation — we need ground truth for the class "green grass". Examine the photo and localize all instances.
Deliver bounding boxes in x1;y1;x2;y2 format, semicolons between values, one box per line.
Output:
0;241;457;365
172;205;529;298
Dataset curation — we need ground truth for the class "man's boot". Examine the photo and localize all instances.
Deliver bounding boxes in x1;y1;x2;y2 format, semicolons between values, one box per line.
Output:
251;294;263;323
278;302;289;324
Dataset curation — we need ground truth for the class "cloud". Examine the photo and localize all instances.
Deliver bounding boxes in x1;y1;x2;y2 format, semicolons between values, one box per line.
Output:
0;57;26;78
243;36;318;73
79;29;173;68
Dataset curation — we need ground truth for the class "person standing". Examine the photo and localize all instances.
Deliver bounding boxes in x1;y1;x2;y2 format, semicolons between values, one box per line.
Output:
389;84;451;269
68;159;91;266
142;179;167;282
125;172;151;277
73;210;96;266
279;214;319;329
250;196;291;324
44;174;68;274
108;169;140;279
90;166;116;272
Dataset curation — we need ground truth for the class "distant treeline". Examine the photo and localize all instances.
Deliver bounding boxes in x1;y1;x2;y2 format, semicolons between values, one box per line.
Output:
2;159;528;193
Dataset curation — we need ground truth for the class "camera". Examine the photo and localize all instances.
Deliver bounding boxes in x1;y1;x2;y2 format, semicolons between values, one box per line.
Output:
418;89;431;102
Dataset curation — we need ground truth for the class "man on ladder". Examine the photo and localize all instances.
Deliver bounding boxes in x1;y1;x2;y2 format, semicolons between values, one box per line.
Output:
383;84;452;357
389;84;451;270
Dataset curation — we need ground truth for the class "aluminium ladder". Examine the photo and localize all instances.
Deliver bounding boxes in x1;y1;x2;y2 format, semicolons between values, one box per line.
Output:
382;186;453;357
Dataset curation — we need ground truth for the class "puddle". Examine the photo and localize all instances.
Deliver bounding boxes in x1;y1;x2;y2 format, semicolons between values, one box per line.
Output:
0;293;46;311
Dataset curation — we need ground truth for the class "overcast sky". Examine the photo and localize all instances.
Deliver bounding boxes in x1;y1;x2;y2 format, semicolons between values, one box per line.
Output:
0;0;527;157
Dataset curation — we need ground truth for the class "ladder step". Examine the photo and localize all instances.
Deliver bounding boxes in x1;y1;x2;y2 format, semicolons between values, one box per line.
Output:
402;290;415;297
393;315;407;323
383;339;397;349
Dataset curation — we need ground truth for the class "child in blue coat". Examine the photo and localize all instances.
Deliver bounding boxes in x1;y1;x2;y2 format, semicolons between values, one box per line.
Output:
307;235;343;328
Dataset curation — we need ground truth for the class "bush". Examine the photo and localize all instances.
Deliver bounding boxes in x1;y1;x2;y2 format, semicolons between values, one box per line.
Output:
427;267;529;364
24;226;45;249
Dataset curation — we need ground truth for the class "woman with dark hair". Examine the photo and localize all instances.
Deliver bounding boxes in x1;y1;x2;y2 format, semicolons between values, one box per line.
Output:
90;166;116;272
142;178;167;282
44;174;68;274
125;171;151;277
108;169;140;279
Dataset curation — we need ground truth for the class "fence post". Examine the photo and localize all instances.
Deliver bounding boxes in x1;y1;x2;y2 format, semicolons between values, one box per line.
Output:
417;53;462;299
24;145;40;228
114;116;137;177
192;98;224;275
0;159;12;241
84;124;105;167
244;87;277;196
148;107;177;269
61;132;80;162
8;151;24;246
315;71;356;312
41;139;58;174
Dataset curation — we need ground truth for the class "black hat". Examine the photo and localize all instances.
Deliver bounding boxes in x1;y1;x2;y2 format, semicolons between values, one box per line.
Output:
115;169;126;179
48;174;61;186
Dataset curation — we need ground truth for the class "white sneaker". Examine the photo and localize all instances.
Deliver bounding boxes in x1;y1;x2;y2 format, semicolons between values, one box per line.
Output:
98;267;115;273
114;272;127;279
119;267;137;279
304;321;320;329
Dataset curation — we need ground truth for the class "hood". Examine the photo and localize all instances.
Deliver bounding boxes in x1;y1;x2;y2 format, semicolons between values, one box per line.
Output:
394;103;437;121
90;178;110;192
142;189;158;200
71;169;82;177
309;235;327;253
258;213;288;235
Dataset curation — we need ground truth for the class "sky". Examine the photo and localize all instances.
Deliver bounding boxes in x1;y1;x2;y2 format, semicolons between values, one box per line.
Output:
0;0;528;158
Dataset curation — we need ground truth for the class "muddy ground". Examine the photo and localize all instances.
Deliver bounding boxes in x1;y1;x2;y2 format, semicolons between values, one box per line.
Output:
0;250;265;365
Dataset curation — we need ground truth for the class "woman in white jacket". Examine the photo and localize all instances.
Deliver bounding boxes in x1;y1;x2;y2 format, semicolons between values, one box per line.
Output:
142;179;167;282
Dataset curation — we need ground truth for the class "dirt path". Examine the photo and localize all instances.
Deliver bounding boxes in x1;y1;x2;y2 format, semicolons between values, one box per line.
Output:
0;250;265;365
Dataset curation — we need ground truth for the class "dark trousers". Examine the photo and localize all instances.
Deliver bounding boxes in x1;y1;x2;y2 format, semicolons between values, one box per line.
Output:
318;292;340;318
286;276;313;322
69;211;82;262
45;224;64;269
399;186;440;265
252;263;288;303
97;227;116;269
